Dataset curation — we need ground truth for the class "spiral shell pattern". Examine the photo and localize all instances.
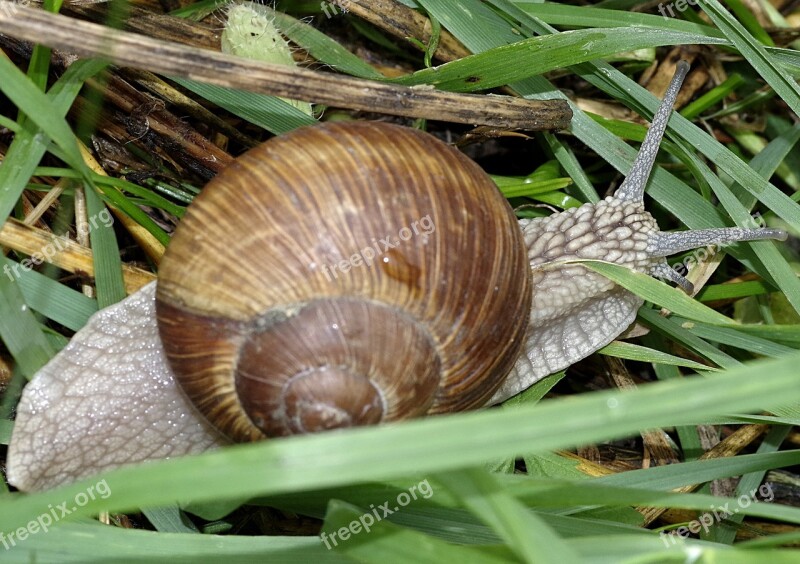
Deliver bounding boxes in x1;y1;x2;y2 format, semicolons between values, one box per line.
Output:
156;122;531;441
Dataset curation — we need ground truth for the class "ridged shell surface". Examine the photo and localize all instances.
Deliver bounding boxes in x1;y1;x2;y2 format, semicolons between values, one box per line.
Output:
156;122;531;441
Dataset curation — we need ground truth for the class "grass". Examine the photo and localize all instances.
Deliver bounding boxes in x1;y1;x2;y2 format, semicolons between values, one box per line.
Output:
1;0;799;561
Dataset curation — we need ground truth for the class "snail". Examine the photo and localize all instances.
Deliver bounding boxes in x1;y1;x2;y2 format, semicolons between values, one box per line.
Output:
6;62;787;491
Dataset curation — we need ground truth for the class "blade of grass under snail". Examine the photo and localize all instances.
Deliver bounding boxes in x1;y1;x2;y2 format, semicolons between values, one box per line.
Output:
3;351;800;532
0;522;340;563
416;0;800;315
674;318;797;358
637;307;741;370
9;522;799;563
265;450;798;517
734;324;800;347
436;468;582;562
322;500;510;563
579;261;734;325
322;501;508;563
696;280;775;302
7;261;98;331
597;341;717;372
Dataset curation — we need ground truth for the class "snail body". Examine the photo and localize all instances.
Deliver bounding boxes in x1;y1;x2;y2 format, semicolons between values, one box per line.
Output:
7;62;787;491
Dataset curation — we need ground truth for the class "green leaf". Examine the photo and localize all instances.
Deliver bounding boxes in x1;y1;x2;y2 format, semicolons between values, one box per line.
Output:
170;77;316;134
0;256;55;378
321;499;503;562
391;27;727;92
582;261;734;325
436;468;581;561
0;56;91;179
701;0;800;111
3;350;800;532
598;341;718;371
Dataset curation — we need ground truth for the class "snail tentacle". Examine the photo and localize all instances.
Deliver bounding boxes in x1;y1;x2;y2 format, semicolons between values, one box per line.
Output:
647;227;788;257
495;61;788;403
614;61;690;203
649;261;695;294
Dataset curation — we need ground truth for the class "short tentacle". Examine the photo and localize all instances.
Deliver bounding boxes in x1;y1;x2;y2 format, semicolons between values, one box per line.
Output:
614;61;690;202
650;261;695;294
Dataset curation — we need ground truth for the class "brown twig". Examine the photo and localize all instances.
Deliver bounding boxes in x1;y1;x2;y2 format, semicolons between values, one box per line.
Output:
0;217;156;294
346;0;470;62
0;4;571;130
639;424;770;525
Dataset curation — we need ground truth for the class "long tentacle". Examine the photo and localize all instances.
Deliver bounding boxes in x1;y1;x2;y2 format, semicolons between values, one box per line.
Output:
614;61;690;202
648;227;788;257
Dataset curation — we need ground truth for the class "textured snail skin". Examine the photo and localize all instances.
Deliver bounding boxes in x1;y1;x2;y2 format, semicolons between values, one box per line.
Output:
6;283;229;492
490;197;654;402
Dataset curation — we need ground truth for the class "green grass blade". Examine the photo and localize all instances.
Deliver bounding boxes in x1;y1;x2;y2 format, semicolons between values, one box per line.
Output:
436;468;580;561
7;259;97;330
170;77;316;134
2;350;800;531
0;257;55;377
598;341;717;371
0;58;107;221
84;186;126;308
638;307;741;369
321;499;504;562
582;261;734;325
0;56;90;178
701;0;800;112
392;27;726;92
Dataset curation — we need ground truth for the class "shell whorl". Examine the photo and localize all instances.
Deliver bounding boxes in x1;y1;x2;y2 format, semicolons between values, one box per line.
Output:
156;122;532;442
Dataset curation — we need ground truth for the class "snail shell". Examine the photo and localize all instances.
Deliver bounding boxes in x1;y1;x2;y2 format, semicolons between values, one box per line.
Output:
155;121;532;442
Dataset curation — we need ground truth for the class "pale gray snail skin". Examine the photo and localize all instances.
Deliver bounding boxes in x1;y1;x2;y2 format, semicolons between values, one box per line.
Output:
7;62;786;491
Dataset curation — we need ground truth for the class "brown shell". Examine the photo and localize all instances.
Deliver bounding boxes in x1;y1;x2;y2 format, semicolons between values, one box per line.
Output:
156;121;531;442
